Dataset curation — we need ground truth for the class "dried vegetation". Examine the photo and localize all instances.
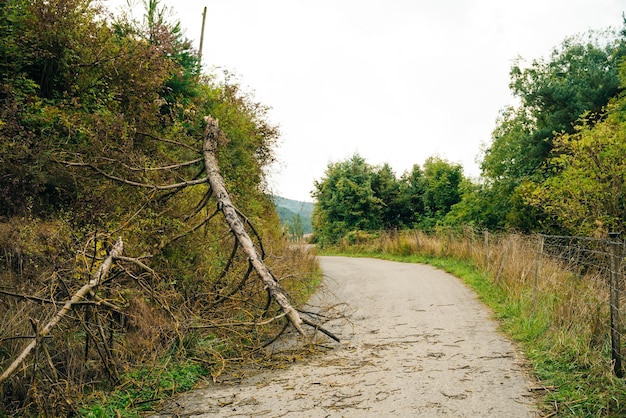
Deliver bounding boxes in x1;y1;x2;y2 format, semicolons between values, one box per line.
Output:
330;228;626;416
0;215;322;416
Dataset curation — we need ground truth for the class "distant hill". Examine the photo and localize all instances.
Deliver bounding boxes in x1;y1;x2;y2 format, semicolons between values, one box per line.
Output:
272;196;314;234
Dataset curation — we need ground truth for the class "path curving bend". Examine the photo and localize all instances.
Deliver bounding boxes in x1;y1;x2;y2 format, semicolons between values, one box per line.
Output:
154;256;539;417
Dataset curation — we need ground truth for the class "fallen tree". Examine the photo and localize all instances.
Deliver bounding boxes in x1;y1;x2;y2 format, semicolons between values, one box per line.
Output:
0;238;123;385
0;115;339;416
202;116;306;336
57;115;334;340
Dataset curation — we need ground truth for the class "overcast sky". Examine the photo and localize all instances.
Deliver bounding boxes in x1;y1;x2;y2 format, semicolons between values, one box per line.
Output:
106;0;625;202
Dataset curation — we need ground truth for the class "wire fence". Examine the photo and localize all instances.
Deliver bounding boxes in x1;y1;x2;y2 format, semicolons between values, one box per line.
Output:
355;227;626;376
538;232;624;377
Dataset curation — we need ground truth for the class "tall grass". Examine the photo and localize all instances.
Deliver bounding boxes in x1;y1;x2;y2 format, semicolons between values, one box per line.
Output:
326;228;626;417
0;217;322;417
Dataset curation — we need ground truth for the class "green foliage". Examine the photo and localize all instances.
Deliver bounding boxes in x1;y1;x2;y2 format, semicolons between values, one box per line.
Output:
370;163;402;227
526;99;626;236
510;31;622;144
312;154;384;244
421;156;463;222
395;164;426;226
479;27;626;231
312;154;464;244
286;213;305;240
80;360;208;417
444;180;502;229
273;196;314;235
0;0;180;218
202;78;279;202
0;1;310;416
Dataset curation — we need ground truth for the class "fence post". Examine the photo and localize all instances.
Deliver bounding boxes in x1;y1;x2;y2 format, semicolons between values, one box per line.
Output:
532;234;544;311
495;236;509;284
484;229;489;270
464;225;472;259
609;232;623;378
414;229;421;252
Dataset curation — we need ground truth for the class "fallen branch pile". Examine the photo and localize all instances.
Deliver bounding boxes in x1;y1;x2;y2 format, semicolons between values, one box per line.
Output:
0;115;339;416
0;238;123;386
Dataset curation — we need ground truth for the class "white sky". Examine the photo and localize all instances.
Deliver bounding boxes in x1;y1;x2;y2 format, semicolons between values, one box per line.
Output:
105;0;625;202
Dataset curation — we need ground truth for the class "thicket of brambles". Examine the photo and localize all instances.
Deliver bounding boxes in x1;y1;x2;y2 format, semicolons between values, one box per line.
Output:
313;22;626;244
0;1;320;416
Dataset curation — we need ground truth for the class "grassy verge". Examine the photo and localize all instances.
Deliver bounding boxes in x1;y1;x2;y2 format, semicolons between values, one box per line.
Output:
81;360;209;418
320;231;626;417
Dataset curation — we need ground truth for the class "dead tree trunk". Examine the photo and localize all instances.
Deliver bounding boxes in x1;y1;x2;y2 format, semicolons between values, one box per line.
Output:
202;116;306;336
0;238;123;385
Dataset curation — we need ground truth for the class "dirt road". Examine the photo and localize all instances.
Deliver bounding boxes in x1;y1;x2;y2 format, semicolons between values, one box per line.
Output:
154;256;539;417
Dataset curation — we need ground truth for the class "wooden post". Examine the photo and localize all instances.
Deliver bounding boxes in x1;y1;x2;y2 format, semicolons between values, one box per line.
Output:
484;229;489;271
446;228;453;256
532;234;544;311
609;232;623;377
414;230;421;252
464;226;471;259
495;236;510;284
197;6;207;74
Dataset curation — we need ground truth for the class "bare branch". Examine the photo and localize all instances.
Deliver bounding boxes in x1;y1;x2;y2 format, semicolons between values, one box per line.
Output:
126;157;204;172
135;131;200;152
59;160;208;190
301;317;341;343
235;207;265;259
114;255;156;276
0;289;122;312
211;261;253;308
184;187;214;221
202;115;306;336
0;238;123;385
162;208;220;248
190;312;287;328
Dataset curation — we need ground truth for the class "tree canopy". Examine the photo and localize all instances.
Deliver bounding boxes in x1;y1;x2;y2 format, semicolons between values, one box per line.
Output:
459;26;626;232
312;154;464;244
524;71;626;236
311;23;626;238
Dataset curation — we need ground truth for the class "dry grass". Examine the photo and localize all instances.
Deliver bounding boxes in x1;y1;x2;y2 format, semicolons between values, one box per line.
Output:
0;217;321;417
331;228;625;415
348;229;612;344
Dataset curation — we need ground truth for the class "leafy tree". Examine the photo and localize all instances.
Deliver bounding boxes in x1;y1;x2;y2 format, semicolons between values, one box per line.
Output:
421;156;463;225
395;164;426;227
444;180;494;229
312;154;466;241
525;100;626;236
116;0;201;117
286;213;305;241
371;163;402;228
312;154;383;244
507;30;623;174
0;0;182;218
480;28;626;231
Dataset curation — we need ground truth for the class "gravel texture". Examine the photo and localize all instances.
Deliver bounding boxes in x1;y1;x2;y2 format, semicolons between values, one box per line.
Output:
152;256;539;417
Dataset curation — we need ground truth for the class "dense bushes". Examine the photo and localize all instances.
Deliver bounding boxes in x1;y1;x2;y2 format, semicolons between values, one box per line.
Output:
312;154;463;244
0;1;317;416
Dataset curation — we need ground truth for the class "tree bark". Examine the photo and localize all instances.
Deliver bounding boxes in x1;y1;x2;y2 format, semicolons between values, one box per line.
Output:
0;238;123;385
202;116;306;336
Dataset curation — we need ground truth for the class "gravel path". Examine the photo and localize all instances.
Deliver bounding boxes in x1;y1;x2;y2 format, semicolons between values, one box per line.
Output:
153;256;539;417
